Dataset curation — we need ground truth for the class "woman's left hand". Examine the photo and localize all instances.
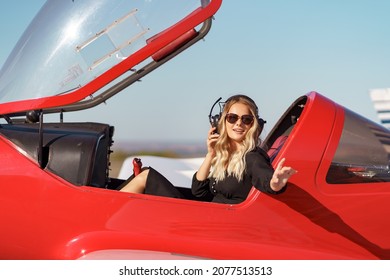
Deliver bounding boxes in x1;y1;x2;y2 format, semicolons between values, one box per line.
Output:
270;158;297;191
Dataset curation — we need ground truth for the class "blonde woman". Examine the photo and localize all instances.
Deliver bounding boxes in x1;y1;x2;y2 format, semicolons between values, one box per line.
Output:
192;95;297;204
120;95;297;204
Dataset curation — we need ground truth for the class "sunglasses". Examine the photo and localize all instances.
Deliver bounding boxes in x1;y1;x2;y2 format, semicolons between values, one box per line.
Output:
225;113;254;125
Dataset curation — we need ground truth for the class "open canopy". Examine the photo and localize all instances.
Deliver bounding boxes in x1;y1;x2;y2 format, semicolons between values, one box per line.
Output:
0;0;222;116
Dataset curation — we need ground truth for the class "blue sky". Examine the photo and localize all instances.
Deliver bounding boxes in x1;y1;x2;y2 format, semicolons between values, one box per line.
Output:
1;0;389;143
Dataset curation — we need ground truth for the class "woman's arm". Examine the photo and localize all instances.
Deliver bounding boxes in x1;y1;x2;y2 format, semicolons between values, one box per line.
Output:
249;150;296;194
196;127;219;181
196;152;214;181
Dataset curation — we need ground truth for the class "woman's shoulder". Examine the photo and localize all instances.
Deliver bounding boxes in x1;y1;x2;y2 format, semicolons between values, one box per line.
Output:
246;146;273;171
247;146;269;159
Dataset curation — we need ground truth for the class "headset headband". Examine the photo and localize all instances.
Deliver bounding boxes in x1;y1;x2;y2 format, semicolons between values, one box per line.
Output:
224;94;259;118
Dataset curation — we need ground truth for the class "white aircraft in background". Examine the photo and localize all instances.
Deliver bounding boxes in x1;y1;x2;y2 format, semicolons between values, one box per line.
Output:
370;88;390;129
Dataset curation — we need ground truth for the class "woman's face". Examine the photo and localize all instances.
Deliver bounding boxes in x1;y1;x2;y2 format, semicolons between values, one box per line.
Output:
225;102;254;147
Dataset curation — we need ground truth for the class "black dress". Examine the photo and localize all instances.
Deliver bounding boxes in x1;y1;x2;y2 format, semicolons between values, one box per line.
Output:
139;147;284;203
143;167;186;198
191;147;285;204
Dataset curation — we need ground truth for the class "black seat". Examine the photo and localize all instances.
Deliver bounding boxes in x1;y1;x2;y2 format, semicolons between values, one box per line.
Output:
0;122;114;187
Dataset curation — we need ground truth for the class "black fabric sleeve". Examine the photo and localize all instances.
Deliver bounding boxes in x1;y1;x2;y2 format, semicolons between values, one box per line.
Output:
191;172;212;199
248;149;286;195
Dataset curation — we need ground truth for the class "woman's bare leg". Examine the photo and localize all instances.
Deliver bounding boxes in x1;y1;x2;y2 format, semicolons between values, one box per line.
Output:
119;169;149;193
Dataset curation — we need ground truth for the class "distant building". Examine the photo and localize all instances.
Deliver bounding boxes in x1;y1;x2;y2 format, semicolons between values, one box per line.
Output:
369;88;390;129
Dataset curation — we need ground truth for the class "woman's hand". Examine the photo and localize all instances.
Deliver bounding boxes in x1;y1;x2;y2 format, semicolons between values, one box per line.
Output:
270;158;297;191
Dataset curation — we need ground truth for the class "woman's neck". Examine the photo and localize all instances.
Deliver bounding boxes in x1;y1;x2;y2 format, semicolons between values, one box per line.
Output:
229;140;243;152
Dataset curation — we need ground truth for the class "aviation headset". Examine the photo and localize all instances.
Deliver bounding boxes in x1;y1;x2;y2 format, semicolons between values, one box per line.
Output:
208;94;266;134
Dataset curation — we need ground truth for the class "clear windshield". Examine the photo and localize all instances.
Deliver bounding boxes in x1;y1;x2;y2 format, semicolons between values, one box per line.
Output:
0;0;208;104
327;109;390;184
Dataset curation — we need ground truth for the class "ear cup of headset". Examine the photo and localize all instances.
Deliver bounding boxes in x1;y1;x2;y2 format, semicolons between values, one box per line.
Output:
211;114;220;133
258;117;266;135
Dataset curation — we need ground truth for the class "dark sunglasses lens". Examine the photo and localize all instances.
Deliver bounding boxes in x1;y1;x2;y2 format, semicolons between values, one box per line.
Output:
226;114;254;125
226;114;238;124
242;115;254;125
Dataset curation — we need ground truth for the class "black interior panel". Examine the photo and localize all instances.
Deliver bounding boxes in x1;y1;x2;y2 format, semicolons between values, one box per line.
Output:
0;122;114;187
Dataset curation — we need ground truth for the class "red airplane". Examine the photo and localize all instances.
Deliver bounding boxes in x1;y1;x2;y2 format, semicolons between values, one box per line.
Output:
0;0;389;260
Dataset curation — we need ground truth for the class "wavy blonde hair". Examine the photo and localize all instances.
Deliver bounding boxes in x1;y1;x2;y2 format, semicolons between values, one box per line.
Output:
209;95;262;182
